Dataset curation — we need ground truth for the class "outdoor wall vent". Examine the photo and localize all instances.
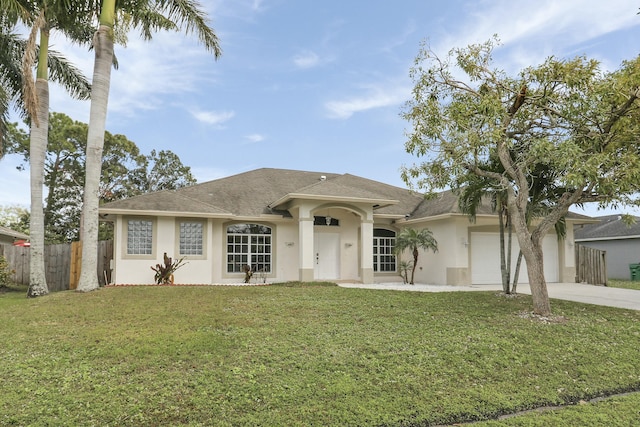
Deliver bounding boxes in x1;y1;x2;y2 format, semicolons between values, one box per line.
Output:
320;175;327;181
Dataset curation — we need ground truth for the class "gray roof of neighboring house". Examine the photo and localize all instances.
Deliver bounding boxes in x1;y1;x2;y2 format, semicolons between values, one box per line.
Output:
0;225;29;240
574;215;640;240
99;167;594;222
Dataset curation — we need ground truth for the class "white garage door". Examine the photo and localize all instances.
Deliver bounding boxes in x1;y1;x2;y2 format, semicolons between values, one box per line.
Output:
471;232;559;285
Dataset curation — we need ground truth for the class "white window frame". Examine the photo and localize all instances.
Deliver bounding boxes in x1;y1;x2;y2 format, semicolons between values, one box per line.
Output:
176;219;206;259
226;223;272;275
373;228;397;273
124;217;156;259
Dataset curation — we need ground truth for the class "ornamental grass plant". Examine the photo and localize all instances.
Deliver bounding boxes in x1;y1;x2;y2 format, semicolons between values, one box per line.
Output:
1;284;639;426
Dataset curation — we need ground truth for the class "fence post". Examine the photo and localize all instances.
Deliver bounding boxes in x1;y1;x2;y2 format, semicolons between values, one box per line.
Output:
69;241;82;290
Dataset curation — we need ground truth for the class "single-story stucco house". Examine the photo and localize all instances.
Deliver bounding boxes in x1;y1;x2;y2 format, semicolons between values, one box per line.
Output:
99;168;590;286
575;215;640;280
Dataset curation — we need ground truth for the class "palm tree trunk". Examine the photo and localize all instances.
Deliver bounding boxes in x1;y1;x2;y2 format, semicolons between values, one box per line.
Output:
77;15;114;292
512;251;523;294
410;247;419;284
28;79;50;296
27;29;50;297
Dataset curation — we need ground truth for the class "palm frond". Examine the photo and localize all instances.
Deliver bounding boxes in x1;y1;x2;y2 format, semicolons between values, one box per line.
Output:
0;0;33;25
159;0;222;57
0;29;24;103
47;49;91;100
21;9;46;125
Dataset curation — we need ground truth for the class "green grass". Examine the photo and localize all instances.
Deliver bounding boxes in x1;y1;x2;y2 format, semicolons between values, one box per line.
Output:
608;279;640;291
1;283;640;426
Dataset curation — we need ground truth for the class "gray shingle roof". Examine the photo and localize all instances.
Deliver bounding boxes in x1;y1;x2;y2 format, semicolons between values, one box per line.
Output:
99;167;595;223
574;215;640;240
101;168;422;218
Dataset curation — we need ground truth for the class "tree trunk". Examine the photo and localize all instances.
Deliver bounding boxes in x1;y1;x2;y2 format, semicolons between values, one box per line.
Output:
27;78;50;297
519;235;550;315
512;251;523;294
410;247;419;284
499;206;510;293
77;24;113;292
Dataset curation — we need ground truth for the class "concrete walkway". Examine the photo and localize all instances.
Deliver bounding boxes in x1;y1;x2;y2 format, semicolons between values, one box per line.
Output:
338;282;640;311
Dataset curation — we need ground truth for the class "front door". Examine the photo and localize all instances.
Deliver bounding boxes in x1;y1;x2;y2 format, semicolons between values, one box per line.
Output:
314;233;340;280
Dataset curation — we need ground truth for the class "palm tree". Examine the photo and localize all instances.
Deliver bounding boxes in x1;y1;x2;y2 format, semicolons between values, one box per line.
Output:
1;2;92;296
394;227;438;285
77;0;222;292
19;2;92;297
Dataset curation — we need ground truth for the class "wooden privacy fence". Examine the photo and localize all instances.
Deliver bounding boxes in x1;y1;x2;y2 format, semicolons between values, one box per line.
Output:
575;244;607;286
0;240;113;291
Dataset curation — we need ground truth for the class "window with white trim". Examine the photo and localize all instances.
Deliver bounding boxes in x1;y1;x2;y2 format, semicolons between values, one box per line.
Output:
127;219;153;255
373;228;396;272
179;221;204;256
226;224;272;273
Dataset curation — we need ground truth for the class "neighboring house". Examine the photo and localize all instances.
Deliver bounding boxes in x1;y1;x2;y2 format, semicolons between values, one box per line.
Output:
0;225;29;246
574;215;640;280
100;168;590;286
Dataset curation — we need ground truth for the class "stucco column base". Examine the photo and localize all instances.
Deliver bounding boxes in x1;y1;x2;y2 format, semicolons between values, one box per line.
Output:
299;268;314;282
360;267;374;284
446;267;469;286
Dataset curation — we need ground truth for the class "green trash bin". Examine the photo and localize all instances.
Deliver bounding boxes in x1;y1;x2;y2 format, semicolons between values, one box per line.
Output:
630;264;640;281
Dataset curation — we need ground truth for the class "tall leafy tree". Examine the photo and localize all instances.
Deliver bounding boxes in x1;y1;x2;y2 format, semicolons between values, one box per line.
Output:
393;227;438;285
402;38;640;315
126;149;197;195
7;112;195;242
78;0;222;292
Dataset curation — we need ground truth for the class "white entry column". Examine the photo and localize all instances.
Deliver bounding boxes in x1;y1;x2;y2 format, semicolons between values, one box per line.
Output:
360;217;374;284
298;215;315;282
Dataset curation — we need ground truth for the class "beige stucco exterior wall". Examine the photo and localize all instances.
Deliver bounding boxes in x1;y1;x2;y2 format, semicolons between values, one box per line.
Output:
108;208;578;286
400;217;472;286
398;215;575;286
110;201;378;285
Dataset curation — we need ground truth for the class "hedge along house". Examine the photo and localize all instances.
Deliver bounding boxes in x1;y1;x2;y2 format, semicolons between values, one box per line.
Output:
99;168;588;286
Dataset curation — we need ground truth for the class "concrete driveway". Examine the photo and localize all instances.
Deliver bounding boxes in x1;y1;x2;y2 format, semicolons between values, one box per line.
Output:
338;282;640;311
516;282;640;311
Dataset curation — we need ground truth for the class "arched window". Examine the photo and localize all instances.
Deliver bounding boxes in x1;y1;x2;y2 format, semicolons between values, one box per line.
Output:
373;228;396;272
226;224;272;273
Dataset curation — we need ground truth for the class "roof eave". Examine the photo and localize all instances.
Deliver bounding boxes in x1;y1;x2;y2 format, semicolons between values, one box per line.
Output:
270;193;399;209
99;208;234;218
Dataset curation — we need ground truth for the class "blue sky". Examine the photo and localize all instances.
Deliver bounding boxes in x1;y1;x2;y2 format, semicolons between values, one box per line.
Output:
2;0;640;217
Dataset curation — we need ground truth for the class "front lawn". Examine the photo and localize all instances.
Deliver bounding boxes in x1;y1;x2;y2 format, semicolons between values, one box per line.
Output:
608;279;640;291
1;284;639;426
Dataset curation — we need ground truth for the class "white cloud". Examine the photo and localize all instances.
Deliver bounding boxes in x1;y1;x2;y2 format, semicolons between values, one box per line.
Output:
191;110;235;125
293;50;320;69
244;133;265;143
325;84;410;119
436;0;640;70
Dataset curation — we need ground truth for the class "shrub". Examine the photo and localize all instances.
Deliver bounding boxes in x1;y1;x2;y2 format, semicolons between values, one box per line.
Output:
0;255;14;288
